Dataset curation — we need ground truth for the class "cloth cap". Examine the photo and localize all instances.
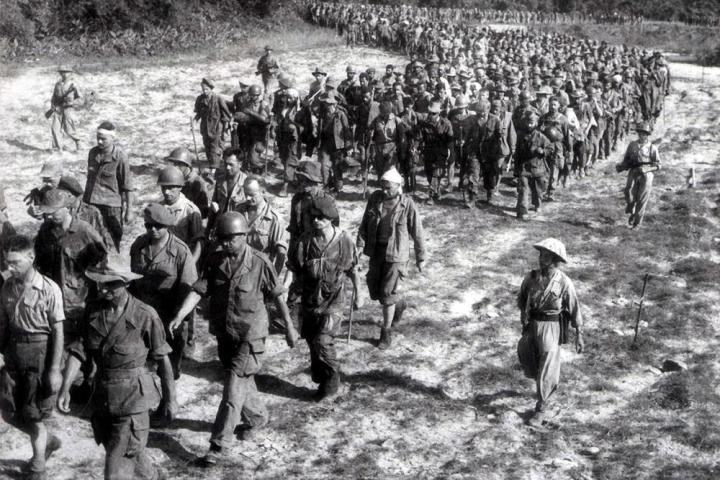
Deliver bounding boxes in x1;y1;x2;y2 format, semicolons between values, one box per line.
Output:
310;196;339;220
533;238;568;263
381;167;403;184
58;176;83;197
296;160;323;183
143;202;175;227
86;254;143;284
57;65;74;73
38;188;70;214
319;94;337;105
264;45;273;51
201;78;214;89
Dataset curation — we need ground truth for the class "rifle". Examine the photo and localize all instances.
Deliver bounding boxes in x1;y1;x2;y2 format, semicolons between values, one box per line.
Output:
632;273;650;345
45;84;78;118
190;117;200;163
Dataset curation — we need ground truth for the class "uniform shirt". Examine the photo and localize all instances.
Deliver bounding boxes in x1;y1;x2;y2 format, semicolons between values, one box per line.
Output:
0;269;65;338
620;140;660;171
165;194;204;248
416;114;454;153
194;92;231;141
83;144;133;208
212;171;247;217
357;191;425;264
51;81;80;110
70;199;114;251
129;233;198;321
287;227;357;316
369;113;400;144
181;171;211;219
0;209;16;273
69;294;172;416
236;200;288;257
517;268;583;329
34;218;107;318
515;130;552;178
193;246;282;343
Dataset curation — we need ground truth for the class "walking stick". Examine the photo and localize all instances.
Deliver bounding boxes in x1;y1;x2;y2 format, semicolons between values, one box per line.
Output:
190;117;200;163
632;273;650;345
347;289;356;344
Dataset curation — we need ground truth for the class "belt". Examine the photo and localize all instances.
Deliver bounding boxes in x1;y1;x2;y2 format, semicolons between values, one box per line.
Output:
530;313;560;322
13;332;50;343
99;366;146;381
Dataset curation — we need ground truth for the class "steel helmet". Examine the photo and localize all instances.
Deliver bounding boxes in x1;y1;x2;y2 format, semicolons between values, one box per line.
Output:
278;73;293;88
215;212;249;237
249;85;263;96
164;147;192;166
544;126;563;142
157;166;185;187
533;238;568;263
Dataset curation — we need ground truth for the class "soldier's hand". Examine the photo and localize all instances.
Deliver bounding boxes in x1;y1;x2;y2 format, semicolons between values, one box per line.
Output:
167;316;183;339
57;389;71;414
285;327;299;348
46;367;63;395
416;260;425;273
575;333;585;354
162;399;178;422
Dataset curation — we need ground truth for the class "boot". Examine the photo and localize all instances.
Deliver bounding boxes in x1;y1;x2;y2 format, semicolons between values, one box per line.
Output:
378;327;392;350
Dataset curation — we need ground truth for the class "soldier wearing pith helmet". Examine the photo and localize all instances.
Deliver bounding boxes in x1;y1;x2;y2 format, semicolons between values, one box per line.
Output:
517;238;584;426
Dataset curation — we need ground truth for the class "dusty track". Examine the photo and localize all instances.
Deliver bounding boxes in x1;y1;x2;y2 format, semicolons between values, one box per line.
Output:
0;45;719;479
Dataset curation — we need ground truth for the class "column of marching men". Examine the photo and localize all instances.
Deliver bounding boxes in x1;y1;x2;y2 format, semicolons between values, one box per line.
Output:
0;3;670;478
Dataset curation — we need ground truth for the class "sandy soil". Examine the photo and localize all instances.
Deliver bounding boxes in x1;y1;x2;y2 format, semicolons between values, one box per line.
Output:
0;44;719;480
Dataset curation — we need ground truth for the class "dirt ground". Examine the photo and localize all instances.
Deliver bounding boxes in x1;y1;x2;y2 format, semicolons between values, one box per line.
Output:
1;42;720;480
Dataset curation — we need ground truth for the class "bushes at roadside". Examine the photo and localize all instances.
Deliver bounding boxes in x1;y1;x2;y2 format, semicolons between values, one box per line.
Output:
0;0;302;59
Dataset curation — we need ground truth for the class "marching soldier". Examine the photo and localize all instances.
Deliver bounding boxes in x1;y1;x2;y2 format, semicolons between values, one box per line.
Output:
275;88;301;198
464;100;502;207
168;212;298;464
48;65;82;151
1;234;65;480
538;97;572;199
164;147;211;219
83;121;134;252
58;255;177;480
236;176;288;275
517;238;584;426
194;78;232;169
130;203;198;383
34;188;107;342
317;95;353;193
416;101;453;202
357;167;425;349
286;197;360;399
514;112;552;220
256;45;280;97
207;150;247;234
368;101;402;178
233;85;271;174
157;167;204;263
615;122;661;229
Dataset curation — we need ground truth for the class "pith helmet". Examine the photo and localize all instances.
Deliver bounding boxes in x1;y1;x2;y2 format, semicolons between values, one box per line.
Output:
533;238;568;263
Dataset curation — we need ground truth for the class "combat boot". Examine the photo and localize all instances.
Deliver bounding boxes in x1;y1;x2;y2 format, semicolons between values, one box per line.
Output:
392;299;407;326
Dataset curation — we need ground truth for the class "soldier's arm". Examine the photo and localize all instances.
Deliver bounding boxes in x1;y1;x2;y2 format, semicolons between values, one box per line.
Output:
169;290;203;336
157;354;177;418
407;200;426;266
517;274;530;327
